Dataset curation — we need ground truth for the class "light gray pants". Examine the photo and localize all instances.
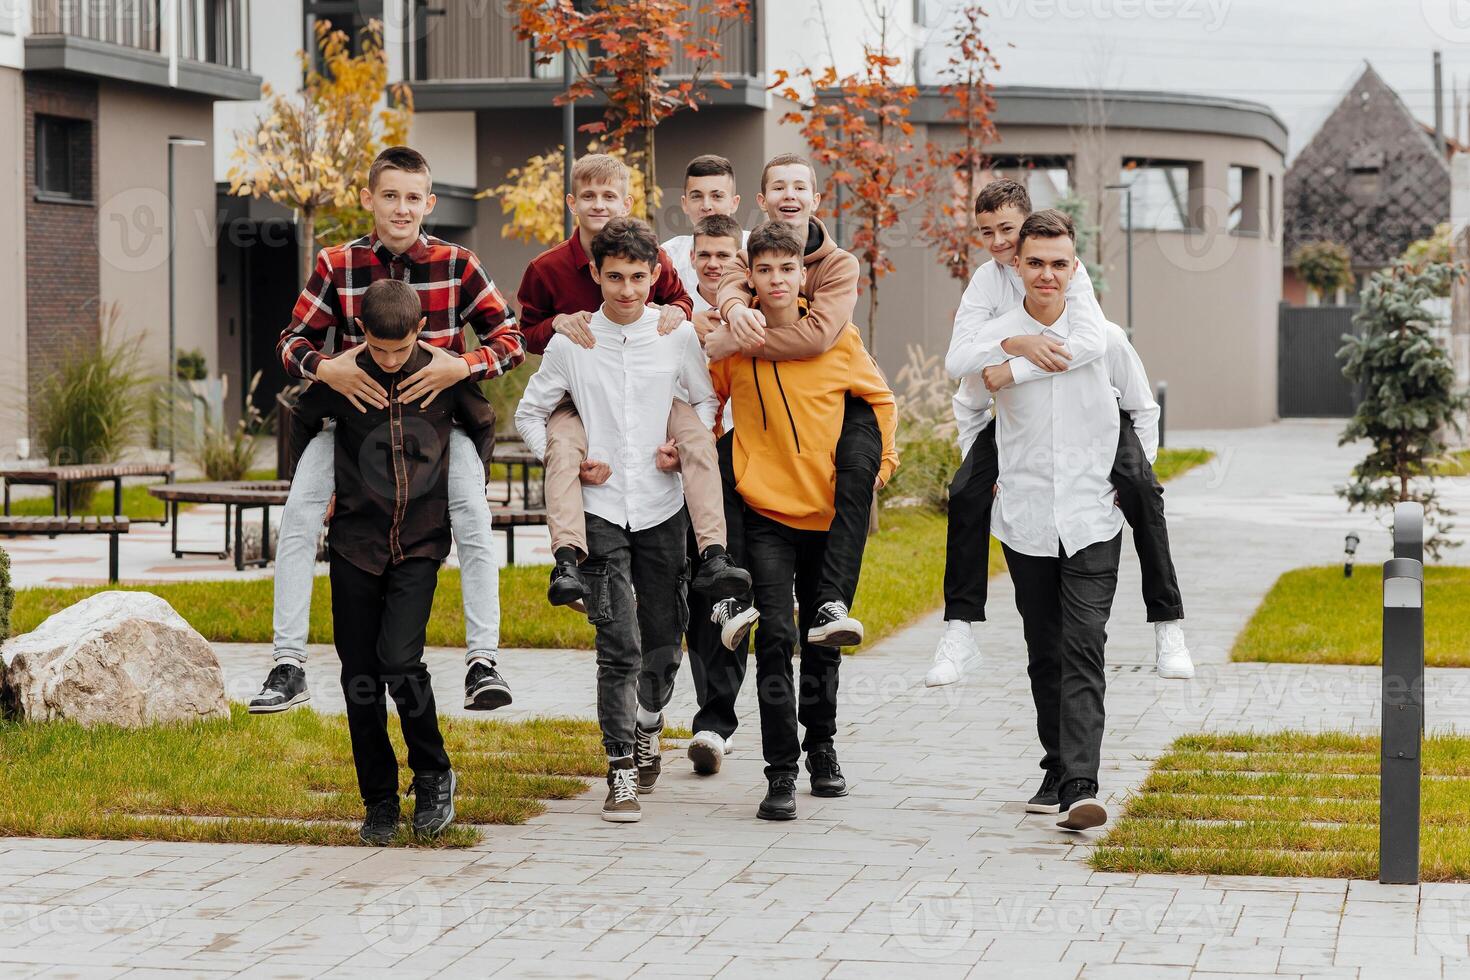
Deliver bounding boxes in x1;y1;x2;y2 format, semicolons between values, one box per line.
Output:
272;427;501;666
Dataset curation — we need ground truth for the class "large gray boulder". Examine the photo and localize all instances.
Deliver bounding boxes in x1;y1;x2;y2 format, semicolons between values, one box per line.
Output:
0;591;228;727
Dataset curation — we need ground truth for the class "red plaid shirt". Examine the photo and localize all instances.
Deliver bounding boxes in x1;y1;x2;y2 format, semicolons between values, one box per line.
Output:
278;231;525;381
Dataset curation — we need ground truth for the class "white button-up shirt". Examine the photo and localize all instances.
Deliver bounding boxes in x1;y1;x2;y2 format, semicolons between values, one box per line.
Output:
662;231;750;301
945;258;1106;455
515;307;718;532
984;303;1124;559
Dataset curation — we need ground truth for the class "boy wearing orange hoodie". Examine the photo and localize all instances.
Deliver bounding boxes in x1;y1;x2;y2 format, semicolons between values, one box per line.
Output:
708;221;899;821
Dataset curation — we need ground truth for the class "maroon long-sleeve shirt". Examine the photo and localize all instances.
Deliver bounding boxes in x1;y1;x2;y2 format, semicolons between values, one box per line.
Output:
515;232;693;355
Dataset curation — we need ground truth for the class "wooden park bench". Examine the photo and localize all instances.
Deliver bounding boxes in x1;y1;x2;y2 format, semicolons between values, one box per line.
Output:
492;508;547;565
0;462;176;525
0;516;130;582
150;481;291;572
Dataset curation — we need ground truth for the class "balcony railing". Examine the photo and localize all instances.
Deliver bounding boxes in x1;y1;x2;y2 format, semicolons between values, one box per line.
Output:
30;0;250;70
406;0;757;84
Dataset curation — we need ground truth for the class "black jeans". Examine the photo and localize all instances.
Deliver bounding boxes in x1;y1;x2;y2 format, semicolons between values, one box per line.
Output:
687;431;749;740
584;510;690;758
329;552;451;807
943;409;1184;623
1003;533;1121;787
746;510;842;780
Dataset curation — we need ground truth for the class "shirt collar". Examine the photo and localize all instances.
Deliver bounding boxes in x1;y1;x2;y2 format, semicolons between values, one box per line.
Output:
568;232;592;270
370;230;431;266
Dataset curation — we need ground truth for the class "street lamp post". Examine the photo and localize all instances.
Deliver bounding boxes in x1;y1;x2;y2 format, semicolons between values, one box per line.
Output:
563;46;575;240
167;136;207;465
1105;182;1134;337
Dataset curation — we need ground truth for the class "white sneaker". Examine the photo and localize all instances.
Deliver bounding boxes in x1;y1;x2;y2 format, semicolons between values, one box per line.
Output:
687;730;729;775
925;625;979;687
711;598;760;650
1154;620;1195;679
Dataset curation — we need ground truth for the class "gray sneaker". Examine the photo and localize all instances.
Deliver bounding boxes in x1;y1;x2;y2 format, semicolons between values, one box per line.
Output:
635;717;663;794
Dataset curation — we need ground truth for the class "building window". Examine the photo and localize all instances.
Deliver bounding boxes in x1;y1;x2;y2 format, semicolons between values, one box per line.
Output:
1229;165;1262;233
982;155;1072;209
1268;173;1277;240
305;0;384;70
1119;159;1199;231
35;115;92;201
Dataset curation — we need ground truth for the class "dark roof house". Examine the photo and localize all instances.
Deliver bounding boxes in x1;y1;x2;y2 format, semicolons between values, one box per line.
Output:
1284;63;1451;273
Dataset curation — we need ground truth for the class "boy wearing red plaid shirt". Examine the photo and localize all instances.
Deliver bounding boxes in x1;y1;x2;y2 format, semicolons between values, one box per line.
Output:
250;146;526;717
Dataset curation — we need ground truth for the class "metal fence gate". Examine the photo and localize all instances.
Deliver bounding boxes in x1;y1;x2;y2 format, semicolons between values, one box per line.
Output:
1278;303;1361;418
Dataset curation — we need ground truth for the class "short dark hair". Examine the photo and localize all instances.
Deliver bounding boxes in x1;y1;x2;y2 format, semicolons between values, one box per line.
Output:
368;146;432;191
745;220;804;263
760;153;817;193
974;177;1031;217
590;216;660;270
360;279;424;340
1016;208;1076;254
693;214;743;248
685;154;736;185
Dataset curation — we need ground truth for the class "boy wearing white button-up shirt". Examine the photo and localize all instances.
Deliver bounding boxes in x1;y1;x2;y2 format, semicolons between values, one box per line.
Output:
930;179;1192;691
516;218;720;824
979;210;1131;832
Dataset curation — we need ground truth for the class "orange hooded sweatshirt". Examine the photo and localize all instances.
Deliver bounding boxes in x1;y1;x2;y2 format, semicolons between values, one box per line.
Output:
709;320;899;532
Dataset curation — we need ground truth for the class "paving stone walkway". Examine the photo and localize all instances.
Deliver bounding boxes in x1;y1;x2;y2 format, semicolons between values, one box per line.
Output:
4;421;1470;978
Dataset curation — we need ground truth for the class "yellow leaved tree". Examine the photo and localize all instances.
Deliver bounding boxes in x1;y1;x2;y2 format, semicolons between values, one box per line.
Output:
482;142;656;246
228;19;411;285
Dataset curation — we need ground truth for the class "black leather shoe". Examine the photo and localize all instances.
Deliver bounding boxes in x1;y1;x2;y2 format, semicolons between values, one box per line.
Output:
1026;769;1063;814
410;770;457;837
758;775;798;821
1056;778;1107;831
690;549;752;598
548;561;587;606
806;747;849;798
359;800;399;846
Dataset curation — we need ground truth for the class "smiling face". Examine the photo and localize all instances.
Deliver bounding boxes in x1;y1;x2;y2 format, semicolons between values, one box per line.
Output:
1017;233;1076;309
591;254;660;323
758;163;819;228
682;173;740;226
977;203;1029;266
360;168;436;253
360;321;425;374
691;233;740;295
749;250;805;316
568;179;632;237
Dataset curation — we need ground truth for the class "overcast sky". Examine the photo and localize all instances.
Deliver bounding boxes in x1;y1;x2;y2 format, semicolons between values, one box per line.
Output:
913;0;1470;160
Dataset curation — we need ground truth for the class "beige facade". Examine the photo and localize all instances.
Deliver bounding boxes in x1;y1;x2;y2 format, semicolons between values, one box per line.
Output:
0;66;27;454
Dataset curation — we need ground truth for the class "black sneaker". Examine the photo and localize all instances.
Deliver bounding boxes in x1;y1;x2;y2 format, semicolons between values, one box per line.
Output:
1026;769;1063;814
690;548;753;598
1056;778;1107;831
248;663;310;714
711;597;760;650
359;799;400;846
410;770;457;837
806;747;849;798
805;601;864;647
464;662;513;711
634;716;663;794
758;774;798;821
548;561;587;606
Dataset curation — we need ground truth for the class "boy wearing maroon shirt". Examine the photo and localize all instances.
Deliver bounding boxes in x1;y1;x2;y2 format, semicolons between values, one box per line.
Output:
516;153;749;609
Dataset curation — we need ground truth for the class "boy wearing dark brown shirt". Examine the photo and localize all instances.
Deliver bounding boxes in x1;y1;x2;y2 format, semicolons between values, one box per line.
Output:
289;279;497;846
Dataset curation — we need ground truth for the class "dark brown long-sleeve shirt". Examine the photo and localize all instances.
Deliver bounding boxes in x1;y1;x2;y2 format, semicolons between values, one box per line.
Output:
288;345;497;575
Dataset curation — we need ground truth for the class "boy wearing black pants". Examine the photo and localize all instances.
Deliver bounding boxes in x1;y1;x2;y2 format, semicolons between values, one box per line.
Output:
932;178;1192;687
708;222;899;819
289;279;497;845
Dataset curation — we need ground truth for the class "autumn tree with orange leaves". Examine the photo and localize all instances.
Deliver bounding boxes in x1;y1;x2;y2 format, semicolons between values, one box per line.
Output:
774;7;921;346
919;2;1001;286
509;0;750;216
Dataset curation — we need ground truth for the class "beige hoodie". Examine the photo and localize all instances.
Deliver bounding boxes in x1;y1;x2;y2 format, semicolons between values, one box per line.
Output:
715;217;860;361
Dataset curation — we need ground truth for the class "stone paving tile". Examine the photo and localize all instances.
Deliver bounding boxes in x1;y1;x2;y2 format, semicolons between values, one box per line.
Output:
6;422;1470;977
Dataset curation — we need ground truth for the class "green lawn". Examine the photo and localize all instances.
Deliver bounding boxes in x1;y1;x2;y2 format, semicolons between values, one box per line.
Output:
0;704;624;847
12;507;986;651
1092;731;1470;881
1430;449;1470;477
1153;447;1214;484
1232;565;1470;667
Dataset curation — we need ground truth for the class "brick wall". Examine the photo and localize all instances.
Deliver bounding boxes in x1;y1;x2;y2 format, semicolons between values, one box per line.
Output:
24;73;100;426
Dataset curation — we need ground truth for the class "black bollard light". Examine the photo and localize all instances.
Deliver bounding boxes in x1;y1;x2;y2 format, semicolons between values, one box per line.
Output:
1344;530;1360;578
1380;502;1425;885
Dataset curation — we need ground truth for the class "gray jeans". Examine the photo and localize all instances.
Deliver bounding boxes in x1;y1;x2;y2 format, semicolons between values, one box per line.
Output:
272;427;501;665
585;510;690;758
